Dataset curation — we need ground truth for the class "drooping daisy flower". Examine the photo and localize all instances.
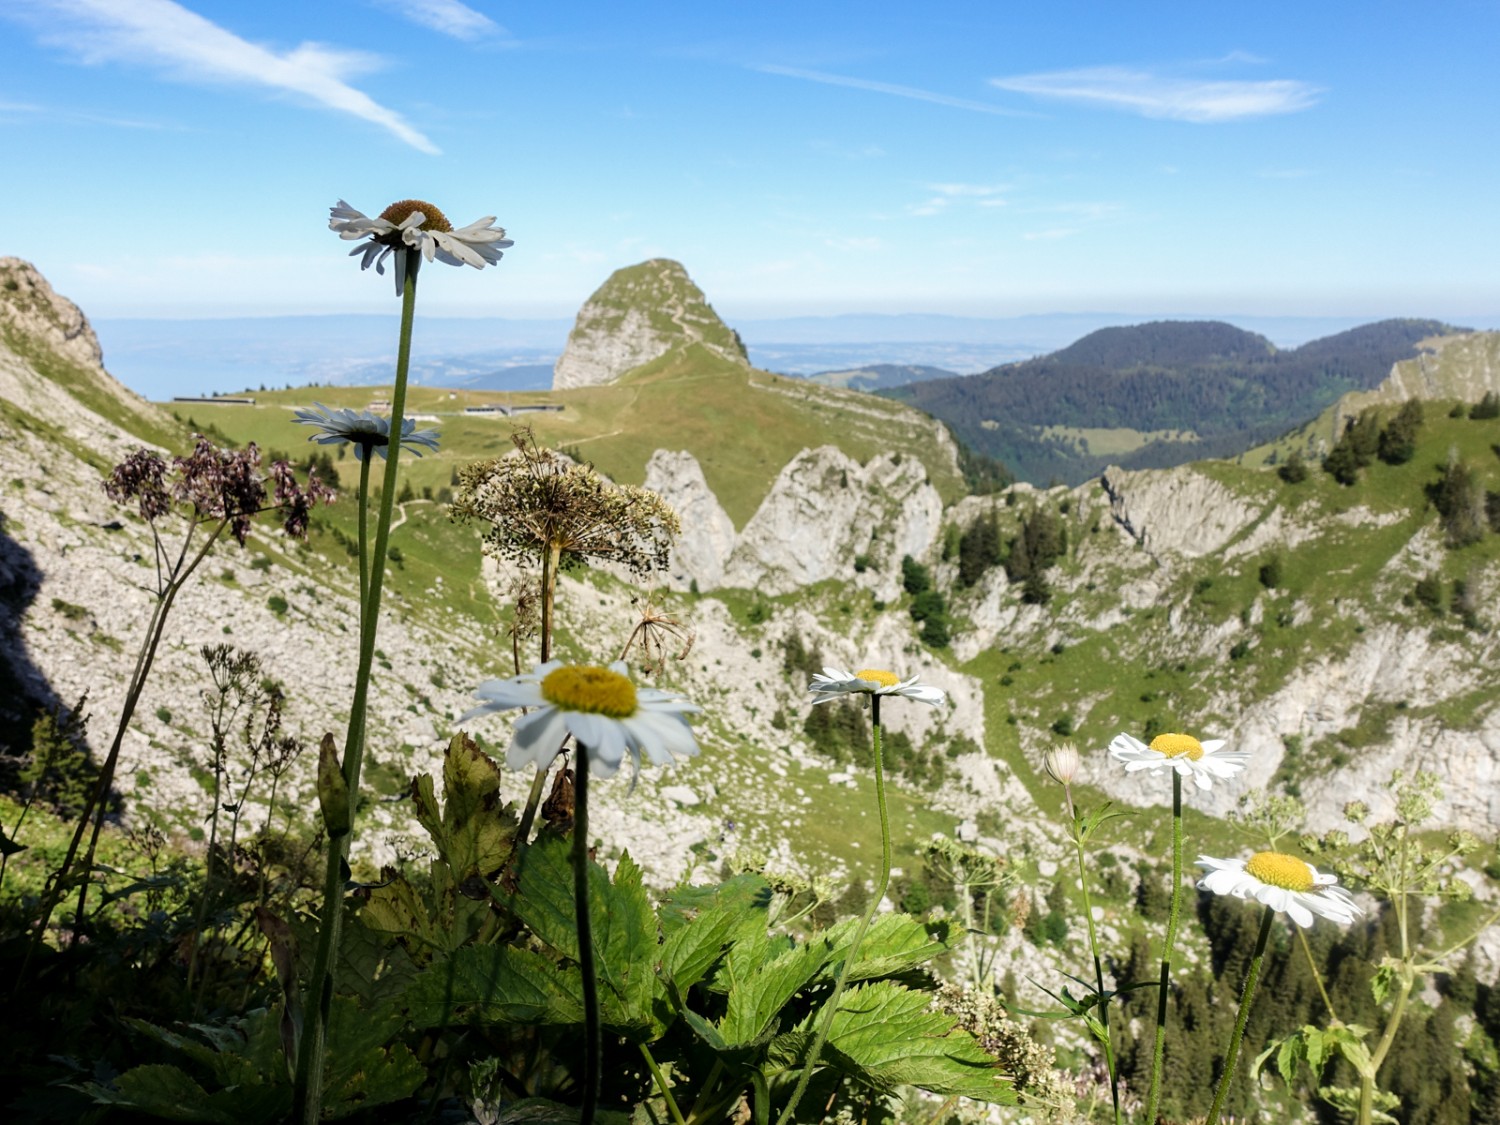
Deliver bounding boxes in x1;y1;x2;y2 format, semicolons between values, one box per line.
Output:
330;199;512;294
1108;731;1248;792
463;661;701;779
293;403;440;461
808;666;946;707
1197;852;1362;928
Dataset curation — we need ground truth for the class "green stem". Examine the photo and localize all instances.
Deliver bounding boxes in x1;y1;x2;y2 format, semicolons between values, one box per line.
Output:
295;258;420;1124
1073;828;1120;1125
638;1042;687;1125
357;455;371;608
514;542;563;857
573;750;600;1125
1144;771;1184;1125
1206;905;1275;1125
774;694;891;1125
1358;969;1414;1125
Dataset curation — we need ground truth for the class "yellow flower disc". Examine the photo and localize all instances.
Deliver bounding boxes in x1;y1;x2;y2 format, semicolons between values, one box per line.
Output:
379;198;454;233
1149;733;1204;761
1245;851;1317;892
855;668;900;688
541;666;638;718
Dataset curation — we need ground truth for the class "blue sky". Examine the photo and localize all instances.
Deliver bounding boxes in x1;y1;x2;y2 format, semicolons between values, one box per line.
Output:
3;0;1498;322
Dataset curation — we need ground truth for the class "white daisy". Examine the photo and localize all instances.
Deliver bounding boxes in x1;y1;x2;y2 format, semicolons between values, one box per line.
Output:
1108;731;1248;792
1197;852;1362;928
293;403;440;461
808;666;945;707
463;661;701;779
330;198;513;295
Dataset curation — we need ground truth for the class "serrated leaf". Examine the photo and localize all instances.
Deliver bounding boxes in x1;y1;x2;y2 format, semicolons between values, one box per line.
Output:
509;834;658;1033
412;733;518;880
405;944;586;1026
1277;1034;1305;1085
1370;961;1398;1005
781;981;1017;1104
78;1063;288;1124
817;912;948;983
720;932;838;1045
1304;1026;1329;1075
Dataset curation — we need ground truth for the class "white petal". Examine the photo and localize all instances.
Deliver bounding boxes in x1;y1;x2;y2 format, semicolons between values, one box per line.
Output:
1285;899;1314;928
507;708;568;771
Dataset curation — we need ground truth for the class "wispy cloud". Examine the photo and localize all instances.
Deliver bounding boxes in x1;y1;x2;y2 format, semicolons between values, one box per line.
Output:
12;0;439;152
990;66;1322;123
0;97;183;129
754;64;1032;118
374;0;504;41
909;182;1009;217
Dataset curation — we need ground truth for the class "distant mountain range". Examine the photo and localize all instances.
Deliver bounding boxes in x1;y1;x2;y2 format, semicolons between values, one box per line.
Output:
93;310;1500;402
884;318;1465;485
802;363;960;391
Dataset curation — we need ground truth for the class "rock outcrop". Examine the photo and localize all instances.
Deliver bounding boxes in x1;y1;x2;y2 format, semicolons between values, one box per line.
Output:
552;259;747;390
644;445;944;601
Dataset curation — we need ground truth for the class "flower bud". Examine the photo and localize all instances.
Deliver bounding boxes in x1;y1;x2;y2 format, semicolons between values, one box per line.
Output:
317;733;351;838
1044;743;1081;786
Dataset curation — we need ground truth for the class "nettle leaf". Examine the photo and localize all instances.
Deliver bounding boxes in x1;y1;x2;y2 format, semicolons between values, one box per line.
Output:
405;944;585;1026
817;913;948;983
79;1063;288;1124
720;932;839;1046
412;733;518;880
1277;1034;1306;1085
509;834;658;1033
323;996;425;1117
780;981;1017;1104
657;872;771;938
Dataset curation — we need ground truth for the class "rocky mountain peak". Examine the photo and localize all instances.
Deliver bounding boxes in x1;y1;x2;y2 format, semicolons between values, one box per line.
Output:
0;257;104;369
552;258;748;390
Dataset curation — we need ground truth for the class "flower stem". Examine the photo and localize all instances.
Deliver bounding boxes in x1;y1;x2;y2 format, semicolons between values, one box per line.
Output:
356;454;371;607
295;259;419;1125
638;1042;687;1125
1073;828;1120;1125
573;751;600;1125
1144;771;1184;1124
774;694;891;1125
1206;905;1275;1125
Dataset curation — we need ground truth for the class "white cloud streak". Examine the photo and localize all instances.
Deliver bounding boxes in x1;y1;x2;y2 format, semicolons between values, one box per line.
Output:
374;0;503;41
754;64;1033;118
13;0;439;152
990;66;1322;123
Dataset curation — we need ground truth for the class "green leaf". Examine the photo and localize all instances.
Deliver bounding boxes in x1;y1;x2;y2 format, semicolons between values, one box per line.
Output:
779;981;1017;1104
1277;1033;1306;1085
412;733;518;880
509;834;658;1033
79;1063;289;1124
0;823;27;857
720;932;838;1046
405;944;586;1026
818;912;948;983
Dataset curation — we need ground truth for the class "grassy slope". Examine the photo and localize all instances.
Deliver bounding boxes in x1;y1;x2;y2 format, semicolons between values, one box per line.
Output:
174;343;963;529
952;410;1500;840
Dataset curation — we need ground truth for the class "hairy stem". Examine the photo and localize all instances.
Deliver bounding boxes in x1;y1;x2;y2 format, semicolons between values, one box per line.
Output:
1206;905;1275;1125
573;752;600;1125
1144;771;1184;1125
775;694;891;1125
295;260;419;1124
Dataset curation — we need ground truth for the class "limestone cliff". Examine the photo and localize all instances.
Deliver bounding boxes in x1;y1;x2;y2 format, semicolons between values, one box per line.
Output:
551;259;747;389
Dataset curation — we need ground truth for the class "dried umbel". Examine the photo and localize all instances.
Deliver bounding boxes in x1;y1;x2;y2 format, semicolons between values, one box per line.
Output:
621;596;695;676
451;430;680;577
105;436;334;545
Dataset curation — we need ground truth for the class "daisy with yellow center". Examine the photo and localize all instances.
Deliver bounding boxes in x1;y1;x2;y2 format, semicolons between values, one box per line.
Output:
1108;730;1247;791
464;660;701;778
330;198;513;295
808;666;946;706
1197;851;1361;928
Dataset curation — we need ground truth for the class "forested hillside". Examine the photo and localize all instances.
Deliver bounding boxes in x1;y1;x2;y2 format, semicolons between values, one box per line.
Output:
887;318;1459;484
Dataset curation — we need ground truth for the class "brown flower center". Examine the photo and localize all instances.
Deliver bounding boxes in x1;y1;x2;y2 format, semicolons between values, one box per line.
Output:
378;199;453;233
